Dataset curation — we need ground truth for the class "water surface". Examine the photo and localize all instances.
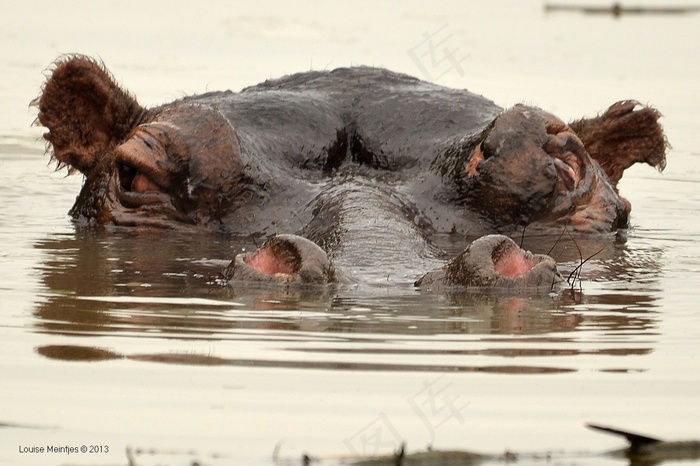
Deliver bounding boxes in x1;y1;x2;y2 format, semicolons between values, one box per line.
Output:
2;1;700;465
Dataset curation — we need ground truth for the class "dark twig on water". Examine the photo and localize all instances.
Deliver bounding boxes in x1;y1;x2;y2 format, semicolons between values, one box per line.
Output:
567;246;605;290
544;2;700;17
394;442;406;466
559;226;604;292
547;227;567;257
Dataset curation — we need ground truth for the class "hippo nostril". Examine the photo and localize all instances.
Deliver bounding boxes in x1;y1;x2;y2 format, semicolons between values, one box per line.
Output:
492;240;539;278
244;240;301;275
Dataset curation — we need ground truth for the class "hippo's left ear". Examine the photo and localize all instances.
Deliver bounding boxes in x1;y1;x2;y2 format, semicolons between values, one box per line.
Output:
33;55;147;174
568;101;668;187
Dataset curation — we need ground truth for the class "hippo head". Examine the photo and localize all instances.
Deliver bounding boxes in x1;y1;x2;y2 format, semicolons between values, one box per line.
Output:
34;56;251;229
447;103;666;234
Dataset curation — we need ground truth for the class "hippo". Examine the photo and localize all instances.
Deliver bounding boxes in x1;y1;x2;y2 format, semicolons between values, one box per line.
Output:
33;55;667;290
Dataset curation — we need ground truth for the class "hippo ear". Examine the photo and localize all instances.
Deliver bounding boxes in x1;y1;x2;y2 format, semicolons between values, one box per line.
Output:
33;55;147;174
568;101;668;187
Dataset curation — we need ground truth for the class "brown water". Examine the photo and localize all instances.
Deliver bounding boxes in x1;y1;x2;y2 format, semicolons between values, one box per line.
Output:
2;1;700;465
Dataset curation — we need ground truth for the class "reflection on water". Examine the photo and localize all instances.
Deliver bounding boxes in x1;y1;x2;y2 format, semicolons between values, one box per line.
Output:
32;228;662;375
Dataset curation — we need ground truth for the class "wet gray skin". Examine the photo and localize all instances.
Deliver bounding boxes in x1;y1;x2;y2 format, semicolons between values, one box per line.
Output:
34;56;667;290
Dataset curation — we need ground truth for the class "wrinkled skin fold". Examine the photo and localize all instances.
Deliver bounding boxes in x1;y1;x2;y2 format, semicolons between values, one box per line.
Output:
33;55;668;290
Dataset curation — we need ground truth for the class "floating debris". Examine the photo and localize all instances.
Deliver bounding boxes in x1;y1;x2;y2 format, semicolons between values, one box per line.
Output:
544;2;700;16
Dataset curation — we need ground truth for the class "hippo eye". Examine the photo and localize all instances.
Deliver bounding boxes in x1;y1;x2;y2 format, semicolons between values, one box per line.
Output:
480;141;494;159
117;162;136;190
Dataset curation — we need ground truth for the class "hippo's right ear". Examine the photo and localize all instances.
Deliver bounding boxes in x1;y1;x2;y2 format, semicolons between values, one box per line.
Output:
33;55;147;174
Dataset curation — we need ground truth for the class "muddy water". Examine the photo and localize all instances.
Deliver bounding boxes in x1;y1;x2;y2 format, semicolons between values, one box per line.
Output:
2;1;700;465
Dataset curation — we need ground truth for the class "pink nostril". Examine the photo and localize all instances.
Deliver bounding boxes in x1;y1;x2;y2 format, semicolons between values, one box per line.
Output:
494;248;539;278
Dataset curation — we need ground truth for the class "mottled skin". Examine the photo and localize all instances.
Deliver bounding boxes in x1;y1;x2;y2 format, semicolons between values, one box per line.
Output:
34;55;667;288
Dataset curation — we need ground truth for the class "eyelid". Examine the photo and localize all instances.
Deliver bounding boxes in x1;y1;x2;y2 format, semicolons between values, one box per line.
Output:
114;126;173;190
